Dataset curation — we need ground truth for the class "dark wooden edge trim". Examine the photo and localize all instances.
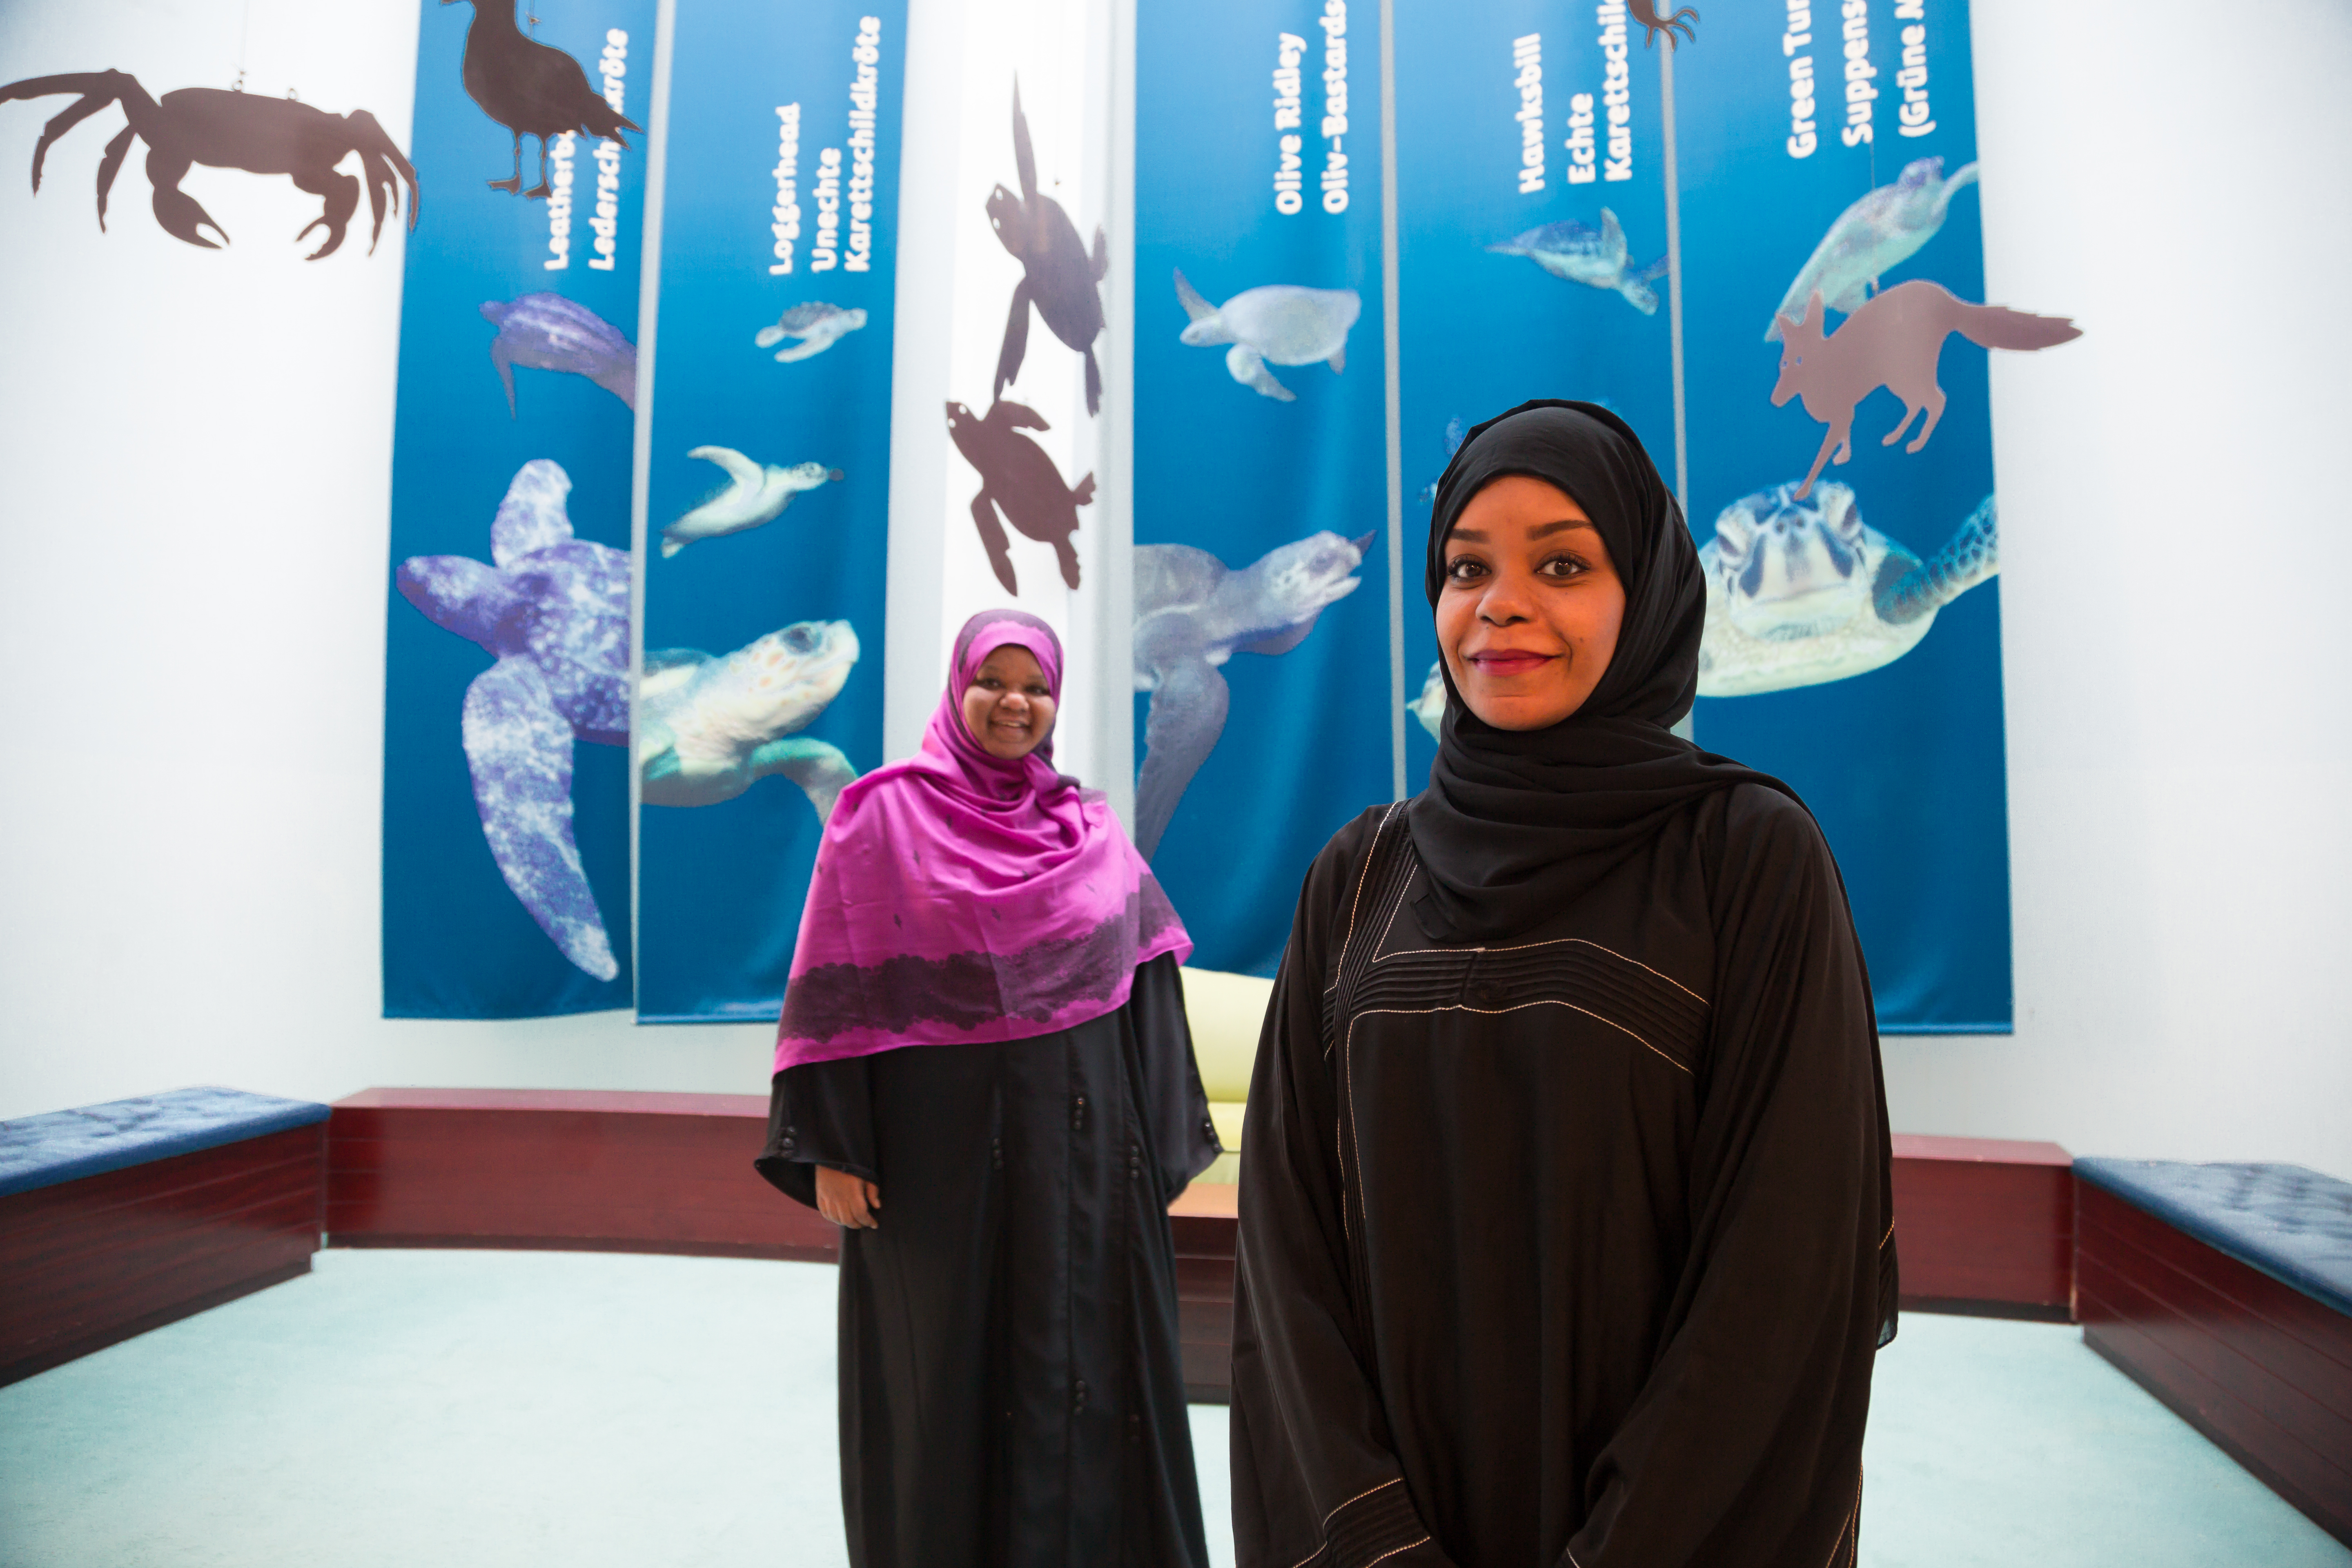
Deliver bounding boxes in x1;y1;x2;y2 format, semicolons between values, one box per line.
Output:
1900;1295;2073;1323
1185;1383;1232;1405
2083;1324;2352;1549
0;1257;313;1390
326;1232;839;1265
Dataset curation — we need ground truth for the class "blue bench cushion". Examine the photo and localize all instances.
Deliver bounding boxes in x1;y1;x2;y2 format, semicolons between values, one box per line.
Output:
0;1087;332;1199
2076;1158;2352;1318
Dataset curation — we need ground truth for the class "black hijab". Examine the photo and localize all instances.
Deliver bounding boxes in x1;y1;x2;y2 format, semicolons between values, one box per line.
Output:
1408;400;1800;942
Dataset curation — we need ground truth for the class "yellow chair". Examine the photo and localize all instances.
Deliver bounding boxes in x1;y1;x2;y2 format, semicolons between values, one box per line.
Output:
1177;966;1274;1184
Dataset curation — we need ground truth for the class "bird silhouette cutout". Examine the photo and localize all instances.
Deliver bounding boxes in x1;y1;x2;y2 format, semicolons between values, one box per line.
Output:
988;79;1107;416
945;399;1093;596
0;70;418;258
1772;281;2079;498
443;0;639;198
1630;0;1699;49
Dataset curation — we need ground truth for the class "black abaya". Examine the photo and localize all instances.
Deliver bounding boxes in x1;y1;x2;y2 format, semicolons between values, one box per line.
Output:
1230;797;1897;1568
758;952;1219;1568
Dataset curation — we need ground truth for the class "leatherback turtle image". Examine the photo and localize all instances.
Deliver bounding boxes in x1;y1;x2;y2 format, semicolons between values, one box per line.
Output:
1766;156;1980;341
640;620;860;819
757;301;866;363
945;399;1093;595
1696;480;1998;697
1173;270;1359;402
481;292;636;415
1486;209;1668;315
395;459;628;980
989;79;1108;415
660;446;842;558
1132;529;1374;858
1407;659;1448;739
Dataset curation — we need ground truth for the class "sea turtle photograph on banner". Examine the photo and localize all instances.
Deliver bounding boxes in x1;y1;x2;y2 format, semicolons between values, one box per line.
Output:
1132;0;1393;977
381;0;655;1019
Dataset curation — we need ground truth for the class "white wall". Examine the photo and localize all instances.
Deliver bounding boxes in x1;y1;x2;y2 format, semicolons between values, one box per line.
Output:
1878;0;2352;1177
0;0;775;1117
2;0;2346;1181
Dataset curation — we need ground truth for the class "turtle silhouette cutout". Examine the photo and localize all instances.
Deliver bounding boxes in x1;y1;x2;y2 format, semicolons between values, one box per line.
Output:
443;0;640;198
0;71;418;258
988;78;1107;415
946;399;1094;595
1696;481;1996;695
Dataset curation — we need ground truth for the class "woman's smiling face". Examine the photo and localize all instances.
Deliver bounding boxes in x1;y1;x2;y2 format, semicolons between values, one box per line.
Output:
962;644;1058;760
1437;475;1626;731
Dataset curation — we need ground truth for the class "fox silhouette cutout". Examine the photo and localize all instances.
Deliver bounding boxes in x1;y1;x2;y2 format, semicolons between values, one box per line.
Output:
1773;281;2079;498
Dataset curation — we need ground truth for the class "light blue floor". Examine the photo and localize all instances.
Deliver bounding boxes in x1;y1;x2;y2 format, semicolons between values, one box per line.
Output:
0;1249;2342;1568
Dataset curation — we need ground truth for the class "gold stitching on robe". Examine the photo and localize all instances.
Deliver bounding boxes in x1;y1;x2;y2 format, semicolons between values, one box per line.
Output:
1282;1477;1405;1568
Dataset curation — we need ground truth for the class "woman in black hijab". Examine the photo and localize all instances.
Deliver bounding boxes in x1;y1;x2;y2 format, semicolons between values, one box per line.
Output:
1229;402;1898;1568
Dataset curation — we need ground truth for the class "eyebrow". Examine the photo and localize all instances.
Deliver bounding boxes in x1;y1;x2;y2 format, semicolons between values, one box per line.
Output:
1448;519;1597;544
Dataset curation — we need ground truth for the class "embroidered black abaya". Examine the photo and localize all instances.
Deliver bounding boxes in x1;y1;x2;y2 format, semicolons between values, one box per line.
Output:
1229;403;1898;1568
760;953;1218;1568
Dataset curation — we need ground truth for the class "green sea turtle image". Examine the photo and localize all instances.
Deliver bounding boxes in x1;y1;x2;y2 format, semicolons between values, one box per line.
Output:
1766;156;1980;342
639;619;860;818
1696;481;1997;697
945;399;1094;595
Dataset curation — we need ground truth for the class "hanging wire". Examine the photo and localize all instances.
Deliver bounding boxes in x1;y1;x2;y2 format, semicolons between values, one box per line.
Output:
232;0;252;89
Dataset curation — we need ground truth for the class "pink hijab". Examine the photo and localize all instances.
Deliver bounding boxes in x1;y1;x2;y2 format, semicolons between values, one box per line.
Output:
773;610;1190;1071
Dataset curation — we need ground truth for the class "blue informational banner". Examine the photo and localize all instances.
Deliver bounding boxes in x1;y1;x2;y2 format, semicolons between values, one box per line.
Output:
1675;0;2023;1030
1392;1;1682;794
382;0;655;1018
1134;0;1394;978
634;1;904;1022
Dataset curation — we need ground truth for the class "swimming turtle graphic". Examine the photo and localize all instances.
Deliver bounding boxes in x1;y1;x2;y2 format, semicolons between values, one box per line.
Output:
1486;210;1668;315
945;399;1094;595
395;459;627;980
757;301;866;362
988;79;1107;415
1132;529;1373;857
1172;269;1359;401
481;292;636;414
1766;157;1980;341
660;446;842;558
1695;481;1996;697
639;620;860;818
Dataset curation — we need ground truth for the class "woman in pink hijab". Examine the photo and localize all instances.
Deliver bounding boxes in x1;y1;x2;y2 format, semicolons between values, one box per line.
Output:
757;609;1219;1568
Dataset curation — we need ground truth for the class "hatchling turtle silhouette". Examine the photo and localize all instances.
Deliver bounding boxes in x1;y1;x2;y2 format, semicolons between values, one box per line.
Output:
1695;481;1997;697
1132;528;1373;858
443;0;640;198
395;459;628;980
0;70;418;258
988;78;1107;415
945;399;1093;595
